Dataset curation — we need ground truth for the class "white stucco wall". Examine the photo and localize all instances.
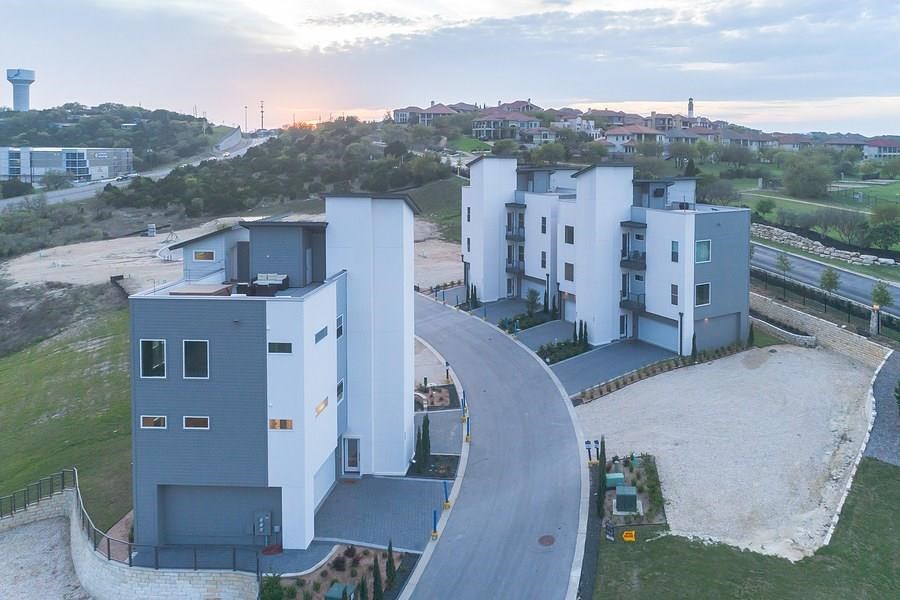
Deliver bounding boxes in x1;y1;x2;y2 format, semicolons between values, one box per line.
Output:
645;209;695;355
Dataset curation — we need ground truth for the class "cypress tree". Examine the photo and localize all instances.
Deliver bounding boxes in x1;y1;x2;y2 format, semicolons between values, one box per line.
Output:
385;539;397;588
422;414;431;468
583;322;588;346
358;576;368;600
465;284;470;305
543;291;549;313
691;334;697;361
551;295;558;318
573;320;578;343
748;324;755;347
414;427;423;473
373;556;384;600
597;435;607;517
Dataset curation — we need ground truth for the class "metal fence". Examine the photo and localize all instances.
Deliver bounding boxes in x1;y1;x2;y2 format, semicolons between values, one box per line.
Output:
1;468;261;579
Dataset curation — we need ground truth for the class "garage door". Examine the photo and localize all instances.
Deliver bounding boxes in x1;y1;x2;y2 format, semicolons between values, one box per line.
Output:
638;316;678;352
563;298;577;322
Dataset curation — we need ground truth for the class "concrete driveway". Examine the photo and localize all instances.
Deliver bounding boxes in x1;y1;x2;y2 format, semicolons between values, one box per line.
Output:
470;298;528;323
551;340;674;396
516;319;575;350
413;295;583;599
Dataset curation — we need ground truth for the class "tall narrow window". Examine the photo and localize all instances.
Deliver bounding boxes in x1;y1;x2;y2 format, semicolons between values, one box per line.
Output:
183;340;209;379
140;340;166;378
315;327;328;343
541;216;547;234
336;315;344;339
671;241;679;262
466;206;471;222
564;225;574;244
337;379;344;401
564;262;574;281
541;251;547;269
695;283;711;306
466;237;471;252
671;284;679;305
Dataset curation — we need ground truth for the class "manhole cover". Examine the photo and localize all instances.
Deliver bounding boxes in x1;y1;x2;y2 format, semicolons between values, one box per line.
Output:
538;535;555;546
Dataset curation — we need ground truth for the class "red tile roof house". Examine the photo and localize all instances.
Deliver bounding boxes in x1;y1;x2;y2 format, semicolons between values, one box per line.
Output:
604;125;667;153
864;137;900;160
471;110;541;140
718;129;778;150
391;102;458;125
497;98;543;112
775;133;814;151
823;134;869;152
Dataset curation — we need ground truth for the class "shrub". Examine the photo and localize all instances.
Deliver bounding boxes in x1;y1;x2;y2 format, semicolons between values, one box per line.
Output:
285;585;298;599
637;484;645;494
351;568;358;577
331;556;346;571
312;582;321;593
351;556;361;567
260;575;284;600
320;570;329;579
296;578;305;587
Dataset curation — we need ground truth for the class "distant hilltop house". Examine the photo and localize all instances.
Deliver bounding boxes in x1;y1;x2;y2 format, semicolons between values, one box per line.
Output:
471;110;541;141
604;125;667;154
774;133;814;152
864;136;900;160
717;129;778;151
0;146;133;183
549;115;605;141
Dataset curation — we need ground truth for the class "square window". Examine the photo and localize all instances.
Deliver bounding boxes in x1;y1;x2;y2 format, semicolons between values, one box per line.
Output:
564;262;574;282
695;240;711;263
183;416;210;429
315;326;328;343
140;340;166;378
193;250;215;262
268;419;293;430
565;225;574;244
337;379;344;401
695;283;711;306
183;340;208;379
336;315;344;339
268;342;292;353
140;415;166;429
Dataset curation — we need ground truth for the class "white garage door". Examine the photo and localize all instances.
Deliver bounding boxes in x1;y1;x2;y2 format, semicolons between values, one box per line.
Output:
638;316;678;352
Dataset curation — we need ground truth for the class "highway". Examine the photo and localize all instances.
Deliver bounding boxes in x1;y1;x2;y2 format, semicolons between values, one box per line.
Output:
751;242;900;318
0;134;269;211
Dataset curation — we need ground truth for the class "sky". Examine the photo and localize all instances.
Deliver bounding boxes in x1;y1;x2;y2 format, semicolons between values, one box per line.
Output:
2;0;899;135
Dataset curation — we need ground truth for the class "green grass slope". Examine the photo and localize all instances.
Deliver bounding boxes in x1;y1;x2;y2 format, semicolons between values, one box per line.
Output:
406;176;465;242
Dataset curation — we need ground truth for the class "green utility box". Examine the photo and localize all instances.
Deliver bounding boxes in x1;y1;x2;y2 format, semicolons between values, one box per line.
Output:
615;485;638;513
606;472;625;490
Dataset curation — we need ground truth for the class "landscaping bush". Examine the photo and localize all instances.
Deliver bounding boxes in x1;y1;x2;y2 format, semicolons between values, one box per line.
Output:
261;575;284;600
331;556;346;571
344;545;357;558
285;585;298;599
537;338;590;364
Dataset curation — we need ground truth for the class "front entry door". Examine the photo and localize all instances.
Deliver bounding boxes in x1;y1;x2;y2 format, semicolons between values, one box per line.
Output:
343;437;360;473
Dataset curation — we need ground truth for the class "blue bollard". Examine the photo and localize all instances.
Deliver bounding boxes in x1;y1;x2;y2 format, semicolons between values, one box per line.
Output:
432;509;439;540
442;481;451;509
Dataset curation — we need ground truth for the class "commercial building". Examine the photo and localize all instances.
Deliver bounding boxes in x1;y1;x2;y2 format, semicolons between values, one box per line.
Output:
129;193;417;551
0;146;133;183
461;157;750;354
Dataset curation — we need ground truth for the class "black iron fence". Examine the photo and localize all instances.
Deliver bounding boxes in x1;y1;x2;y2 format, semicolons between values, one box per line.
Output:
0;470;74;518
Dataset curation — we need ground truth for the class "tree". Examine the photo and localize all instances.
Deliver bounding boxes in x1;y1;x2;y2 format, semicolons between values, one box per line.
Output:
696;176;738;205
668;142;697;167
582;141;609;162
533;142;565;163
543;290;549;314
572;320;578;343
635;141;662;158
870;203;900;226
683;158;700;177
691;334;697;361
881;158;900;179
748;324;755;346
819;267;840;313
776;253;792;299
384;141;408;158
783;155;832;198
551;294;558;319
385;540;397;588
526;288;540;317
755;198;776;219
372;556;384;600
358;576;368;600
414;427;423;474
597;435;607;518
492;139;518;155
872;280;893;308
867;221;900;250
695;139;712;163
831;210;869;246
720;145;752;167
422;414;431;467
0;179;34;198
41;170;73;191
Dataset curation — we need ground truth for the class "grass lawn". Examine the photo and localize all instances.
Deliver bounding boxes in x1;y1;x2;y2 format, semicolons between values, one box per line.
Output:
0;309;131;531
752;237;900;284
448;136;490;152
406;176;465;242
595;458;899;599
751;326;782;348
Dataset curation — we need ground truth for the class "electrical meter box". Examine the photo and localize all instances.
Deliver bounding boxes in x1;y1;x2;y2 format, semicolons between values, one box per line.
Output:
254;511;272;536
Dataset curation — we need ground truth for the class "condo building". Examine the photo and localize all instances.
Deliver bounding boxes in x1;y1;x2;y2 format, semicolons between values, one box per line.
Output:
130;193;417;551
0;146;133;183
461;157;750;354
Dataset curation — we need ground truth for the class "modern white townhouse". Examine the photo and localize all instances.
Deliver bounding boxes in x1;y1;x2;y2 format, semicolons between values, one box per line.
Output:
461;156;750;355
129;193;417;551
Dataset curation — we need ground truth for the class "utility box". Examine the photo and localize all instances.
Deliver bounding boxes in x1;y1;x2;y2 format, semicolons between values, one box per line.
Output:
325;583;357;600
254;511;272;536
615;485;637;513
606;472;625;490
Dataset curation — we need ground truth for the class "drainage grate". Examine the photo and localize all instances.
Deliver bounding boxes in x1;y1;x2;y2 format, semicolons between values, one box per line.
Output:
538;535;555;546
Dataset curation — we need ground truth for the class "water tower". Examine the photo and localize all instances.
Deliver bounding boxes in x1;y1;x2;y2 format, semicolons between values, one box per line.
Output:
7;68;35;111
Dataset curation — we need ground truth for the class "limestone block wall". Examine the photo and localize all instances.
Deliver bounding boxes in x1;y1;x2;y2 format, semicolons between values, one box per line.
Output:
750;292;889;368
0;491;70;533
749;316;817;347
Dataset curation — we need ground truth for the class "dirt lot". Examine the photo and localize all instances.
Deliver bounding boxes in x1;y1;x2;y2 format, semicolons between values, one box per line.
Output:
576;345;872;561
1;216;462;293
0;517;91;599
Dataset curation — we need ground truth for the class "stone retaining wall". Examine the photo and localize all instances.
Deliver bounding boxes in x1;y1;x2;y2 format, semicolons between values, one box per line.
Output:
750;292;889;368
753;223;897;267
749;316;817;347
0;491;70;534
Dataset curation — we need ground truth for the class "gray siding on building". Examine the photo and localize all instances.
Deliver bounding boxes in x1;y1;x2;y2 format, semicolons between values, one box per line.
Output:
693;209;751;349
158;485;282;545
249;227;304;286
130;297;271;546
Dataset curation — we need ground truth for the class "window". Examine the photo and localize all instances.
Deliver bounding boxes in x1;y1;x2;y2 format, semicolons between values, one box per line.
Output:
140;416;166;429
315;398;328;416
541;251;547;269
634;274;644;282
541;217;547;234
671;284;679;305
268;342;292;353
315;326;328;343
564;262;574;282
635;233;644;241
193;250;215;262
269;419;293;430
671;241;679;262
695;240;711;263
183;416;210;430
518;245;524;262
564;225;574;244
653;187;666;198
337;379;344;401
336;315;344;339
183;340;209;379
466;206;471;222
695;283;711;306
619;315;627;336
507;278;513;294
466;237;471;252
140;340;166;378
518;213;525;229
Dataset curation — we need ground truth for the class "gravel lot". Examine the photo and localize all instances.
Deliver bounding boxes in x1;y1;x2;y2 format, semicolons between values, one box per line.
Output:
0;517;90;599
576;345;872;561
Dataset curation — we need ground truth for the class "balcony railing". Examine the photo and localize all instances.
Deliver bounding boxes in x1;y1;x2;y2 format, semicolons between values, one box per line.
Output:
620;250;647;270
505;260;525;274
620;292;646;312
505;226;525;242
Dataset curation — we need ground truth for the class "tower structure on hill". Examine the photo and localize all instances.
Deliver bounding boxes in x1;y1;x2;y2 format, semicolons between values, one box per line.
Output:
6;68;35;111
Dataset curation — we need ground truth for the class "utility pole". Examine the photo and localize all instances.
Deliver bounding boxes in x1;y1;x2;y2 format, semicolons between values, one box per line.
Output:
244;105;248;132
259;100;264;131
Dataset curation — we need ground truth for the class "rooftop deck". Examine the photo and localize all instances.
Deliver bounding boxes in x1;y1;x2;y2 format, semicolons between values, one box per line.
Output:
134;269;327;300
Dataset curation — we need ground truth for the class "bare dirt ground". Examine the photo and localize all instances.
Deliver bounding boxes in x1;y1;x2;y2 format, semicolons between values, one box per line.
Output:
1;216;462;293
0;517;91;599
576;345;872;561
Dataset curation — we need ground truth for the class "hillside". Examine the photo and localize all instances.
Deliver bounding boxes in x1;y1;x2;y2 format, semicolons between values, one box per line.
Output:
0;103;232;170
406;176;465;242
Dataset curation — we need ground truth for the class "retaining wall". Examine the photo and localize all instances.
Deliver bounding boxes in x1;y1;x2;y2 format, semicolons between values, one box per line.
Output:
750;292;889;368
0;491;70;534
749;315;817;348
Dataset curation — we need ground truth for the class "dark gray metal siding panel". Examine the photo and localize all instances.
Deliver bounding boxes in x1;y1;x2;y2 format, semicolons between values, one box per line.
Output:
695;313;740;351
237;241;250;282
159;484;282;545
249;227;303;285
693;210;750;344
130;297;269;546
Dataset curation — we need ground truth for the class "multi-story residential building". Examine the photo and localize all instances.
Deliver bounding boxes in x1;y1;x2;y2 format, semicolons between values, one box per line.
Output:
129;193;418;551
550;116;605;140
823;134;869;153
520;127;558;145
391;102;458;126
718;129;778;151
448;101;479;113
461;156;750;355
864;137;900;160
497;99;542;112
471;110;541;140
0;146;133;183
604;126;667;154
774;134;814;152
645;112;676;131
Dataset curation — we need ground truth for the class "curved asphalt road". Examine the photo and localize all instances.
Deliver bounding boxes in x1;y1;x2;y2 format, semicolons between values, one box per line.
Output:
752;243;900;318
413;295;583;599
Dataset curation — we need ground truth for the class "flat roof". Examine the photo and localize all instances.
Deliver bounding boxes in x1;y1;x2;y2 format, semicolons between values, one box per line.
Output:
168;224;244;250
572;163;636;178
323;192;421;215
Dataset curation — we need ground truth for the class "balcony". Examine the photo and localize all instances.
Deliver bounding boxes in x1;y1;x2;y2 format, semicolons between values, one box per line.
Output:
505;226;526;242
620;250;646;270
505;260;525;275
619;292;645;312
